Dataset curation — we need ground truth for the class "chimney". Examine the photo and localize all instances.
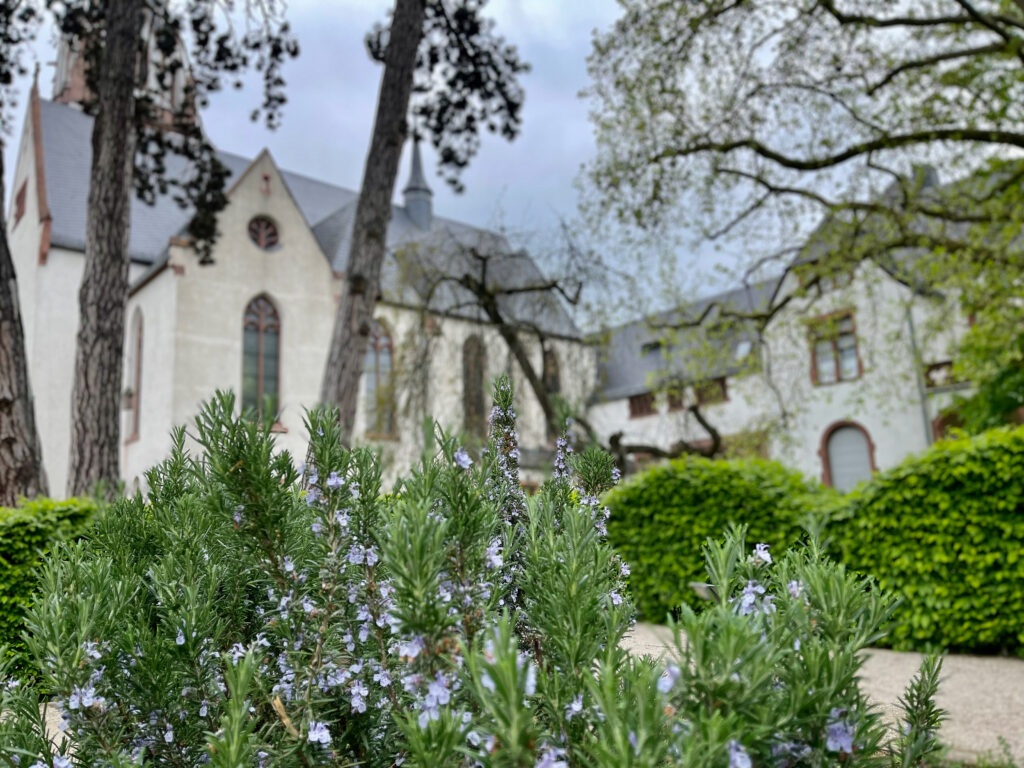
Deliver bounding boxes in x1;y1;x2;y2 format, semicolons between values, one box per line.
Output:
403;138;433;230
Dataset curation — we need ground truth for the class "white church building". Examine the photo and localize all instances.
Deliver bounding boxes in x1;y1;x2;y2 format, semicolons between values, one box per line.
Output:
6;67;972;496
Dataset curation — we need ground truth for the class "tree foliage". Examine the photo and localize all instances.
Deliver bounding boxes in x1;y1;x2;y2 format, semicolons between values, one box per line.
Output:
366;0;528;191
584;0;1024;385
50;0;299;260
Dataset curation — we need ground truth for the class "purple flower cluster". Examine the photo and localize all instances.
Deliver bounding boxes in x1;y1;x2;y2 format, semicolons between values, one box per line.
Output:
826;708;856;753
734;580;776;616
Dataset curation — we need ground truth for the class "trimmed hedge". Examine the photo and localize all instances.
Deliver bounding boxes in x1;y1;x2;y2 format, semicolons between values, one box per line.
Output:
606;457;833;620
830;426;1024;656
0;497;96;664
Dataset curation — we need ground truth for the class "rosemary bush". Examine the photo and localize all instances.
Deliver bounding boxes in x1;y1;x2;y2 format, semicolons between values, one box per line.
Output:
1;380;943;767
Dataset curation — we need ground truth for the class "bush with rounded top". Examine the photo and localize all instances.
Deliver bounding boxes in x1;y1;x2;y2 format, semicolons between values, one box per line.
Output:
0;496;96;668
831;426;1024;656
606;456;833;621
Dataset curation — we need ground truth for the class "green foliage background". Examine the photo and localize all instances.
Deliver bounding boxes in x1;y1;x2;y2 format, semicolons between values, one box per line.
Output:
0;497;96;665
830;426;1024;656
605;457;832;620
608;428;1024;656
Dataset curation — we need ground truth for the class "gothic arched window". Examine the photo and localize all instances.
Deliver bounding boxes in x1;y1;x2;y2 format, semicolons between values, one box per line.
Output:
126;308;143;440
542;347;561;439
463;334;487;439
364;321;396;437
242;295;280;416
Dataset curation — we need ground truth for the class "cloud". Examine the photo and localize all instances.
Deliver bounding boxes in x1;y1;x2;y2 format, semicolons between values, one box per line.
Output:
4;1;623;245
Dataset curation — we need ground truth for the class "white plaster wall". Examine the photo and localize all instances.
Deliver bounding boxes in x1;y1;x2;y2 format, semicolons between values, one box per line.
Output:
166;152;340;471
379;311;596;480
164;152;596;486
121;270;178;489
22;248;82;496
766;263;935;480
588;370;780;454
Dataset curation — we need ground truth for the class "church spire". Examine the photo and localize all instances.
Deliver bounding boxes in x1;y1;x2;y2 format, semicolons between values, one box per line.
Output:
403;137;433;230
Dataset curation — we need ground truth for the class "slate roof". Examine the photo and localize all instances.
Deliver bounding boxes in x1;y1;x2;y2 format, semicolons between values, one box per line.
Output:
35;99;580;338
594;278;781;401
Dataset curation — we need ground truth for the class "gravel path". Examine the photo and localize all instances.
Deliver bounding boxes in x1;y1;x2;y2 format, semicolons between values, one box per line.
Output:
623;623;1024;763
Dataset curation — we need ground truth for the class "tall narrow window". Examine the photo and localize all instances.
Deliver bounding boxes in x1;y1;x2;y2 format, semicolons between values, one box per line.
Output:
364;321;396;437
811;314;860;384
463;334;486;440
13;181;27;226
542;347;561;439
126;308;143;441
242;295;280;416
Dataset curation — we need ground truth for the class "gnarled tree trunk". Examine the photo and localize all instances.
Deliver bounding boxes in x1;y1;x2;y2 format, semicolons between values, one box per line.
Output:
320;0;425;444
0;152;48;505
67;0;144;496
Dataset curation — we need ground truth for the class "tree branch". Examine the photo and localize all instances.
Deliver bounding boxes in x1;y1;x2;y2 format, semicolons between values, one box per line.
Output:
654;129;1024;172
866;41;1011;95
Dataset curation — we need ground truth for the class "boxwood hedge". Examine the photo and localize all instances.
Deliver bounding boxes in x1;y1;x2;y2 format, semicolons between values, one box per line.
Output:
830;426;1024;656
605;456;833;620
0;497;96;666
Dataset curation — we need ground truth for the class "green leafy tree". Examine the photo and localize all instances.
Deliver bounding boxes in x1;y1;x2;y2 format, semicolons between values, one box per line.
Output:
584;0;1024;411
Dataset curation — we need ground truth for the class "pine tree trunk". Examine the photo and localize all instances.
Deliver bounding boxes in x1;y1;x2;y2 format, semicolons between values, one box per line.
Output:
67;0;143;497
320;0;426;443
0;152;49;505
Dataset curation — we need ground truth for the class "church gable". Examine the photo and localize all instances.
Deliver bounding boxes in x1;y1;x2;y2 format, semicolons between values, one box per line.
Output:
198;148;332;278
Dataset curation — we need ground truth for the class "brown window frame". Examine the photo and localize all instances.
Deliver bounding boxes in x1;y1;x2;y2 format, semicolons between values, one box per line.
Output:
364;320;397;440
695;377;728;406
667;389;686;412
809;311;862;386
242;295;281;418
13;180;27;226
628;392;656;419
818;420;877;489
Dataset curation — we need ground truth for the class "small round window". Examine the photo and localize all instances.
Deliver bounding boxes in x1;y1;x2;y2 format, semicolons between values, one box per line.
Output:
248;216;279;250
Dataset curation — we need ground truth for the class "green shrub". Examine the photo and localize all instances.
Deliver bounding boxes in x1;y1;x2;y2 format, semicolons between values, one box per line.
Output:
831;426;1024;656
0;496;96;664
0;388;946;767
606;456;834;620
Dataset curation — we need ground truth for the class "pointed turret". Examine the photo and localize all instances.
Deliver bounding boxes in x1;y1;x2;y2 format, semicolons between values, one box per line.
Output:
403;138;433;230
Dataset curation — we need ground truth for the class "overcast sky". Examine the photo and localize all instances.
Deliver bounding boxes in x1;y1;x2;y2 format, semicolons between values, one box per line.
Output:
3;0;623;243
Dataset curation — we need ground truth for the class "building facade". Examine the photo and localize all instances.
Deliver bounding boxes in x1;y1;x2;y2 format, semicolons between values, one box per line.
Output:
588;257;971;491
7;75;972;496
7;80;592;493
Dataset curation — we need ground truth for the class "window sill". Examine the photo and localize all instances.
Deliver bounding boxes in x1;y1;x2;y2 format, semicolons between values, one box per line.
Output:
270;421;288;434
365;431;399;442
812;376;861;388
124;432;140;446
